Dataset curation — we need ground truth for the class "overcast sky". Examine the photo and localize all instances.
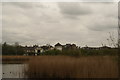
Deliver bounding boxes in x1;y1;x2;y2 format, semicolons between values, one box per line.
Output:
2;2;118;47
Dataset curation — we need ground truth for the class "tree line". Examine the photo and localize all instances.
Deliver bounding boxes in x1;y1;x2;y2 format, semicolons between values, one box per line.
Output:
2;42;25;55
2;42;118;56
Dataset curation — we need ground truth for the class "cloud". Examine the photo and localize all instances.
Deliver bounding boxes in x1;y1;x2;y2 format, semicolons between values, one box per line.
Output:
3;2;45;9
85;15;117;31
2;2;118;47
58;2;91;19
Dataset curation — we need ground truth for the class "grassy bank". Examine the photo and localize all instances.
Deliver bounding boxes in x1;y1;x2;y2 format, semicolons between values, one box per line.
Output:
25;56;118;78
2;56;33;64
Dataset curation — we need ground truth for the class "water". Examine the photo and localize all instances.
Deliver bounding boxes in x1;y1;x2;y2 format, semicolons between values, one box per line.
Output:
2;64;27;78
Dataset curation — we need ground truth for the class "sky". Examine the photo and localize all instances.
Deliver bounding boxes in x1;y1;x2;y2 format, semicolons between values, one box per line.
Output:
2;2;118;47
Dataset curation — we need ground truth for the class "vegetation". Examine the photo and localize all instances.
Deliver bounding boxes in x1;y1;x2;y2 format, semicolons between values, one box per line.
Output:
2;42;118;56
2;42;26;55
80;48;118;56
25;56;118;78
2;56;31;64
41;49;61;55
41;48;118;56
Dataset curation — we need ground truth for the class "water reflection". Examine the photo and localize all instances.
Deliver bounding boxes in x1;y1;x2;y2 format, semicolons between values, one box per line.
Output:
2;64;27;78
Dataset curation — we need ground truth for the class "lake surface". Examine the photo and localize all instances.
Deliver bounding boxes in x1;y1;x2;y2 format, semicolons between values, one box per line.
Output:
2;64;27;78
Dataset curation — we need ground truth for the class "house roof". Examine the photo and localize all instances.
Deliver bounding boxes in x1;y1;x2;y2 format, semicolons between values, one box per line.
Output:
100;46;111;49
23;47;35;50
55;43;62;46
41;46;49;50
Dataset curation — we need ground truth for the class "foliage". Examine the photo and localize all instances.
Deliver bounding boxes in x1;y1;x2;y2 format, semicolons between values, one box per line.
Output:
2;42;25;55
39;48;118;56
80;48;118;56
61;48;81;56
41;49;61;55
2;42;118;56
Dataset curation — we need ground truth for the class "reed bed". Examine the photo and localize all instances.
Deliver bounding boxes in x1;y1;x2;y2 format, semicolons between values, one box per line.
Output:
2;56;33;64
25;56;118;78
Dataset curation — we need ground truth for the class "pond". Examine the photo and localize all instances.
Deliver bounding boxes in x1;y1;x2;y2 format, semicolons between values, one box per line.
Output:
2;64;27;78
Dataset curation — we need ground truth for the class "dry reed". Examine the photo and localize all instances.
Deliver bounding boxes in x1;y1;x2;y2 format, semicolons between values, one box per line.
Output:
2;56;34;64
25;56;118;78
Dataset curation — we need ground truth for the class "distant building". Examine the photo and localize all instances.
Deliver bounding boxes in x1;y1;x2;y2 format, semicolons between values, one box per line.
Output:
23;46;36;55
23;46;38;55
82;46;100;50
71;44;77;49
99;46;111;49
63;44;77;50
35;47;44;53
82;45;112;50
23;44;54;55
55;43;62;51
23;43;79;55
41;45;53;51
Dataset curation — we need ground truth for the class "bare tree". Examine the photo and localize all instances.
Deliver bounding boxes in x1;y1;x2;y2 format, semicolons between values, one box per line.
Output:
106;32;118;48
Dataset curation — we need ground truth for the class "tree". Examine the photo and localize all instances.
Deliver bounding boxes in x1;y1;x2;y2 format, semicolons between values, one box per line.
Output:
2;42;25;55
14;42;19;47
107;32;118;48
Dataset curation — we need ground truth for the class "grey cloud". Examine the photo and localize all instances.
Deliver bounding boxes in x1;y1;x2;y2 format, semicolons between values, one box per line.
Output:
2;2;33;8
2;2;118;46
2;30;34;44
86;17;117;31
118;2;120;28
3;2;45;9
89;24;117;31
58;2;91;19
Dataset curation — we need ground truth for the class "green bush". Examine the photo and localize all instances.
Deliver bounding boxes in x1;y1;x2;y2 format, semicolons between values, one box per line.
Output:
2;42;25;55
42;49;61;55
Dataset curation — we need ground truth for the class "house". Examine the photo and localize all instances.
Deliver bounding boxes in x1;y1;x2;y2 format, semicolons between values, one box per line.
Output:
23;46;36;55
55;43;62;51
25;46;35;53
35;47;44;54
82;46;100;50
63;44;77;50
41;45;53;51
71;44;77;49
23;44;54;55
23;45;43;55
99;46;111;49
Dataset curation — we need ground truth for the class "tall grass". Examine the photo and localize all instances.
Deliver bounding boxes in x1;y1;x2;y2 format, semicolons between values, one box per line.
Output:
2;56;33;64
25;56;118;78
